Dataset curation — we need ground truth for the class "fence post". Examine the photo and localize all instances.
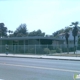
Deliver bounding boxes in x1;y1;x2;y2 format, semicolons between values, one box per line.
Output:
24;45;25;54
47;44;48;48
27;45;29;54
1;40;2;53
24;44;25;54
35;45;36;55
1;45;2;53
24;40;25;54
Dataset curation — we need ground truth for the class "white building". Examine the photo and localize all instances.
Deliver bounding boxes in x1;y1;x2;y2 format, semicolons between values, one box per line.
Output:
58;29;79;48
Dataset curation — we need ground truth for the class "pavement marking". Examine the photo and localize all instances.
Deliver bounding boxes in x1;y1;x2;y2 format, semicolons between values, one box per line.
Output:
0;63;80;73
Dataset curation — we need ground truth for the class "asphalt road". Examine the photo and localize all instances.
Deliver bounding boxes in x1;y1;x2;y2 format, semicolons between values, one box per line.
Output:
0;57;80;80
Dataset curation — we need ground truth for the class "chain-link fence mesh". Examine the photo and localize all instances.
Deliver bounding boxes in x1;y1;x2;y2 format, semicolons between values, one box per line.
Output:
0;45;80;55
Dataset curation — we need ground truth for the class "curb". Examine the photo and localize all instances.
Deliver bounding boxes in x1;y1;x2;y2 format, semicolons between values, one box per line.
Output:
0;55;80;61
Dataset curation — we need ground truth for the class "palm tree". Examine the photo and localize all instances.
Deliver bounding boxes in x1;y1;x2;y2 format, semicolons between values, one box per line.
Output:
65;32;69;54
71;22;78;54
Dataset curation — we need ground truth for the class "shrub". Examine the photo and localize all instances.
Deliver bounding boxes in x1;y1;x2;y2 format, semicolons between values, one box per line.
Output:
62;47;75;52
44;48;50;54
62;48;67;52
50;50;56;53
28;48;35;54
56;48;62;53
69;47;76;52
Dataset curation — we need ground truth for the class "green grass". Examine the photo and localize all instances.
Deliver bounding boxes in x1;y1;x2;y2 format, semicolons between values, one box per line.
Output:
48;53;80;57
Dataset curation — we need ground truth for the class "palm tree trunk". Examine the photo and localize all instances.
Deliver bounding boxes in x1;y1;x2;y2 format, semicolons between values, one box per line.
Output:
67;44;69;54
74;36;75;54
66;38;69;54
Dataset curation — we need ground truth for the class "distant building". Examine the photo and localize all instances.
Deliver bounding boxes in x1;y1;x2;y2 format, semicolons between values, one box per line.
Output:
0;36;64;53
58;29;79;48
0;36;64;45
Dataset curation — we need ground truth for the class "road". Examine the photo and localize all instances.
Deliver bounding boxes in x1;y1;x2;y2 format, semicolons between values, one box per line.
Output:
0;57;80;80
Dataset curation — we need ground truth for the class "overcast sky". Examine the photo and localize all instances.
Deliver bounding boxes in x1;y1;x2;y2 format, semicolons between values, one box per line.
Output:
0;0;80;35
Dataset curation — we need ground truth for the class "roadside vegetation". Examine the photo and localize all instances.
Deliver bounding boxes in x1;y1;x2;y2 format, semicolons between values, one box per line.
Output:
0;22;80;55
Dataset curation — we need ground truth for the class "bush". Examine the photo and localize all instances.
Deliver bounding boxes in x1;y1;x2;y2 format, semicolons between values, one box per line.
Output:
28;48;35;54
77;46;80;50
62;48;67;52
50;50;56;53
56;48;62;53
62;47;75;52
69;48;74;52
44;48;50;54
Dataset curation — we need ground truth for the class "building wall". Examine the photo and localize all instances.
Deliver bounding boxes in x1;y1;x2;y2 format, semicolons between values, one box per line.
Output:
52;40;64;47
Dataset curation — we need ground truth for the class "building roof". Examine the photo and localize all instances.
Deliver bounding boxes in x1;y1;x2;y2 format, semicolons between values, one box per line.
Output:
0;36;64;41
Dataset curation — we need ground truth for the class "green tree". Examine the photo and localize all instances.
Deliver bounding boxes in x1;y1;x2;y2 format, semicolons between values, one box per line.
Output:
52;27;72;37
53;31;59;37
28;29;45;36
28;31;36;36
36;29;45;36
65;27;72;32
14;23;28;37
7;30;13;37
59;29;64;33
0;23;7;37
71;22;78;54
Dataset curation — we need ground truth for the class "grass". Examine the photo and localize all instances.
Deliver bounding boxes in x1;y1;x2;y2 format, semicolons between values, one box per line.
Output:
48;53;80;57
13;52;80;57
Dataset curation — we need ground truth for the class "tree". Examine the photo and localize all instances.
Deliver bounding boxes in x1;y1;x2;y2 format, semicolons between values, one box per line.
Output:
28;31;36;36
7;30;13;37
65;27;72;32
65;32;69;54
71;22;78;54
14;23;28;37
36;29;45;36
28;29;45;36
53;31;59;37
0;23;7;37
52;27;72;37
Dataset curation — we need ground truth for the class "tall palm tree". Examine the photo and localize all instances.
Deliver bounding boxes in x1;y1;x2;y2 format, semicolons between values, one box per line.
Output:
71;22;78;54
65;32;69;54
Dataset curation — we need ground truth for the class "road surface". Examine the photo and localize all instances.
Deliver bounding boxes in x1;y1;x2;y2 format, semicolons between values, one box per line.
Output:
0;57;80;80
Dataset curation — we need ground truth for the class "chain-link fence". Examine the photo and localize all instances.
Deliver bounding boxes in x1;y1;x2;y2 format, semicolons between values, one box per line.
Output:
0;45;80;55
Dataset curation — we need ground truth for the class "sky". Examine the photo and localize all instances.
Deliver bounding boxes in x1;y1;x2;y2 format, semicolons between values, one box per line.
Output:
0;0;80;35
